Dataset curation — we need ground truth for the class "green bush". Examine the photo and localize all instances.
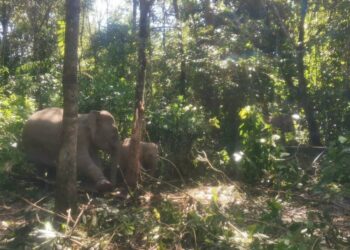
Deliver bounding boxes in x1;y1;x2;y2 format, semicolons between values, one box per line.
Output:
148;96;207;177
237;105;276;183
237;106;303;186
320;135;350;184
0;90;35;182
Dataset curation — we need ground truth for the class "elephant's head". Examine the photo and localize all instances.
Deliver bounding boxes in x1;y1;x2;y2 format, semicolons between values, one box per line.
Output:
88;110;120;153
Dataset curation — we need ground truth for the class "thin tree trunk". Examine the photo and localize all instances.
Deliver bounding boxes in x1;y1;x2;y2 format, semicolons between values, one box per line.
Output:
296;0;322;146
1;3;11;83
125;0;153;188
56;0;80;214
203;0;214;26
0;19;9;67
132;0;138;36
0;18;9;80
173;0;187;96
78;0;85;76
162;0;166;51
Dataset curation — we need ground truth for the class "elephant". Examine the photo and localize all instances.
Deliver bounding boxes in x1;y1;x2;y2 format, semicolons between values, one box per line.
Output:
268;114;295;143
269;114;294;133
22;107;120;192
116;138;159;185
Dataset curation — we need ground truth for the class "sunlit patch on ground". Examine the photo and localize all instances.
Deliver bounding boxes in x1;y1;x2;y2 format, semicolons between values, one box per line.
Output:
164;184;246;207
282;205;309;223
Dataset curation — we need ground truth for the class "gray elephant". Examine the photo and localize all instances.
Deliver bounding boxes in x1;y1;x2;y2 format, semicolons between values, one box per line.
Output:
22;107;120;192
117;138;159;184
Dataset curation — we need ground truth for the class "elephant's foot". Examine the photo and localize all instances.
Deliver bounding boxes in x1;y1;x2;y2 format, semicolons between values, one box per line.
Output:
96;179;113;192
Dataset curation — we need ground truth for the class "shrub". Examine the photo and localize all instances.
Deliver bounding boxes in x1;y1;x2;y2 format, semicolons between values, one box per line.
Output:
0;90;35;183
320;135;350;184
237;106;303;186
148;96;206;177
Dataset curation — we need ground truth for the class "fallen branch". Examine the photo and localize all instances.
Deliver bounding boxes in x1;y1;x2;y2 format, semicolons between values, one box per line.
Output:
20;197;69;222
158;156;185;184
245;218;288;232
196;150;245;193
68;197;93;237
196;150;232;181
142;171;198;202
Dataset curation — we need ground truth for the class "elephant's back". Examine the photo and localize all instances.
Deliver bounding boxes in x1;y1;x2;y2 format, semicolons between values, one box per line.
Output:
23;108;63;135
22;108;64;165
27;107;63;122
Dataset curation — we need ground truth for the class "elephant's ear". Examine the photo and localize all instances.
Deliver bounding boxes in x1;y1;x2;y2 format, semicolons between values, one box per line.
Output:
88;111;100;141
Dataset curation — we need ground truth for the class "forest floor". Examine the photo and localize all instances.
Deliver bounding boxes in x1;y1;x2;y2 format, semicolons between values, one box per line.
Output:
0;167;350;249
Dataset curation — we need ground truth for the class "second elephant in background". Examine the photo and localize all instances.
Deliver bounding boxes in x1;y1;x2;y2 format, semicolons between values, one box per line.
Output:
117;138;159;184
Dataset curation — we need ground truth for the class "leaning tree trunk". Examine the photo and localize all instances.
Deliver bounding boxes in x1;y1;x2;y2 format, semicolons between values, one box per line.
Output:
55;0;80;214
296;0;322;146
124;0;153;188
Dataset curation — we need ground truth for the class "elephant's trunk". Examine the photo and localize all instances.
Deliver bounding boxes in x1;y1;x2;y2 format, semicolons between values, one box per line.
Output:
123;161;140;188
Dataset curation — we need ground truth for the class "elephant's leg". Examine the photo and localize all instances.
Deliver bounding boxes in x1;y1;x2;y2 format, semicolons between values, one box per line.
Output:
26;147;57;168
25;147;57;178
90;150;103;167
77;153;113;192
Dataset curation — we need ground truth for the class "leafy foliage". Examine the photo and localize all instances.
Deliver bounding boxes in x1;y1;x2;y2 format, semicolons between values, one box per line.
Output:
148;95;206;176
0;89;35;183
320;135;350;184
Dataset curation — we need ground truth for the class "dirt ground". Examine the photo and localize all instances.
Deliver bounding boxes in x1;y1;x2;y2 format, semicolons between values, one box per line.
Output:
0;175;349;249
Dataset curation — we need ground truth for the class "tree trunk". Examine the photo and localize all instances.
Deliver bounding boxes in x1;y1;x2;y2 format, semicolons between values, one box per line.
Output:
162;0;166;51
55;0;80;214
132;0;138;36
124;0;153;188
203;0;214;26
173;0;187;96
296;0;322;146
0;19;9;67
0;2;11;82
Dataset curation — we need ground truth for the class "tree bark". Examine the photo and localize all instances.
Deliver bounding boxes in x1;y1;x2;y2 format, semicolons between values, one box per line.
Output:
161;0;166;51
0;2;11;82
173;0;187;96
0;18;9;67
203;0;214;26
124;0;153;188
55;0;80;214
296;0;322;146
132;0;138;36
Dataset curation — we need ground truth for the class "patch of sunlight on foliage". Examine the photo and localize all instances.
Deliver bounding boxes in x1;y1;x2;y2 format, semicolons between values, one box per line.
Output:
232;151;244;162
338;135;347;144
57;20;66;57
292;113;300;120
209;116;220;128
217;149;230;165
239;105;252;120
326;183;341;193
